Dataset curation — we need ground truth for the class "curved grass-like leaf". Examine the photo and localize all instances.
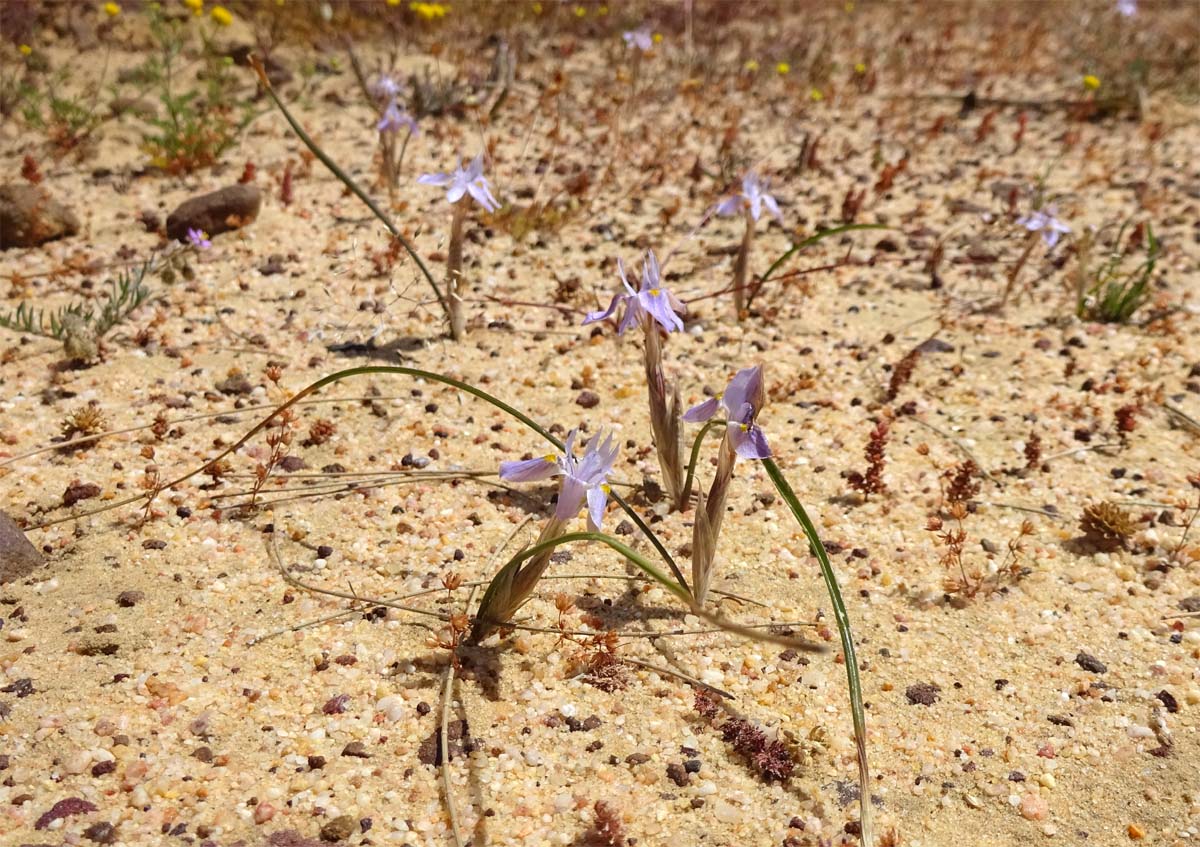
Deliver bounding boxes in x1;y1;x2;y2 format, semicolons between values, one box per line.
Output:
762;457;872;847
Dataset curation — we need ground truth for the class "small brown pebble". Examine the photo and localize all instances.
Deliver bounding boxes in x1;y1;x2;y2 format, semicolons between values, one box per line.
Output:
1155;690;1179;713
83;821;117;844
905;682;940;706
666;762;689;787
322;694;350;715
1127;823;1145;839
141;539;167;550
416;702;431;715
575;390;600;408
691;798;705;809
320;814;357;842
116;591;144;608
193;746;213;763
307;755;326;770
1075;651;1107;674
341;742;370;758
35;797;97;829
253;801;275;824
316;545;333;559
625;752;651;765
63;481;101;507
91;760;116;777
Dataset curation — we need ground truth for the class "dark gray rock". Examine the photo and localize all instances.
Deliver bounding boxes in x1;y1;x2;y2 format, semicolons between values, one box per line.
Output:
165;184;261;242
0;510;44;584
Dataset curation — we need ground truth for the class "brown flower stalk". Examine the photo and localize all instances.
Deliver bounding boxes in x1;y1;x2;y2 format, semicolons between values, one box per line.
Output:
641;321;685;510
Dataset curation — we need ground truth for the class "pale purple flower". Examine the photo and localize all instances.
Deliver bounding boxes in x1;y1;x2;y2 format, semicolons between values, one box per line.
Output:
583;250;685;335
623;25;653;52
1116;0;1137;16
417;154;500;212
683;365;771;460
1017;205;1071;249
716;172;782;223
186;228;211;250
377;100;419;135
499;429;619;530
370;74;401;101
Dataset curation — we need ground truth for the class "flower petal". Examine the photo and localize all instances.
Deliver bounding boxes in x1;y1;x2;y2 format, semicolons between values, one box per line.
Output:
583;293;625;326
586;484;608;532
417;172;451;186
730;423;772;460
555;475;588;522
683;396;721;423
722;365;764;418
499;456;559;482
715;196;743;216
446;183;467;203
763;193;782;222
640;290;684;333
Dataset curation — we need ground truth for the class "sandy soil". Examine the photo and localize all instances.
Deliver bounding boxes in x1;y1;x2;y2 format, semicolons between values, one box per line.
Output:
1;3;1198;846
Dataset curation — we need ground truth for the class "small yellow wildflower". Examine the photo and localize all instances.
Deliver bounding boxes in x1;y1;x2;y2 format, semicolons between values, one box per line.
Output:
1083;74;1100;90
598;4;608;14
18;44;32;56
809;88;823;101
776;61;790;75
102;2;121;16
844;1;855;11
652;32;663;44
854;61;867;74
744;59;759;72
387;0;401;5
573;5;586;17
410;1;448;19
183;0;203;11
210;4;232;24
531;1;542;11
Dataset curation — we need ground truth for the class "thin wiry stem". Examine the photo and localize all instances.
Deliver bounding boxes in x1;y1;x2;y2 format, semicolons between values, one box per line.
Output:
247;56;452;324
745;223;886;312
29;365;688;597
762;458;871;847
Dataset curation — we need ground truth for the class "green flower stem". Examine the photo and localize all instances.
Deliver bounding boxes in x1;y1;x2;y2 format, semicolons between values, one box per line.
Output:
762;457;872;847
247;57;452;324
747;223;886;312
682;419;725;507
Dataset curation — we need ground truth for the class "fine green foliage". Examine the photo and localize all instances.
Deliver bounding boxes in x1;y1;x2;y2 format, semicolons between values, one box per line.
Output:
135;6;257;173
1078;222;1160;323
0;258;156;359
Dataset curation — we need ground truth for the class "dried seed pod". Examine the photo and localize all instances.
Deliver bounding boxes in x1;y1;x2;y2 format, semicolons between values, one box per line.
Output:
1080;501;1137;551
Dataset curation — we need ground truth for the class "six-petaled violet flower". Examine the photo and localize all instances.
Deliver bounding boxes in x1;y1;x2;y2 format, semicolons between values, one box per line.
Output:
186;228;211;250
500;429;619;530
623;25;653;51
417;154;500;212
1116;0;1136;17
684;365;771;460
370;74;401;101
377;101;418;135
716;172;782;223
1017;205;1071;249
583;251;684;335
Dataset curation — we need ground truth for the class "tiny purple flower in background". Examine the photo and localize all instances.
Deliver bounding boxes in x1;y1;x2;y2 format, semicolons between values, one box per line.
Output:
377;100;419;135
583;250;685;335
623;25;653;52
370;74;401;101
716;172;782;223
500;429;619;530
1116;0;1137;16
684;365;771;460
417;154;500;213
1017;205;1071;249
186;228;211;250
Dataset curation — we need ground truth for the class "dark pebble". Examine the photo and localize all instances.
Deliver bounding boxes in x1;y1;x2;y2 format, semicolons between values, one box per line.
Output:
279;456;307;472
91;760;116;777
625;752;651;765
1156;690;1180;713
666;762;689;787
322;694;350;715
683;758;701;773
320;814;357;842
63;481;101;507
316;545;334;559
341;742;370;758
416;702;431;716
116;591;145;608
575;390;600;408
83;821;117;844
905;682;940;706
1074;651;1107;674
141;539;166;550
192;746;213;763
307;755;326;770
